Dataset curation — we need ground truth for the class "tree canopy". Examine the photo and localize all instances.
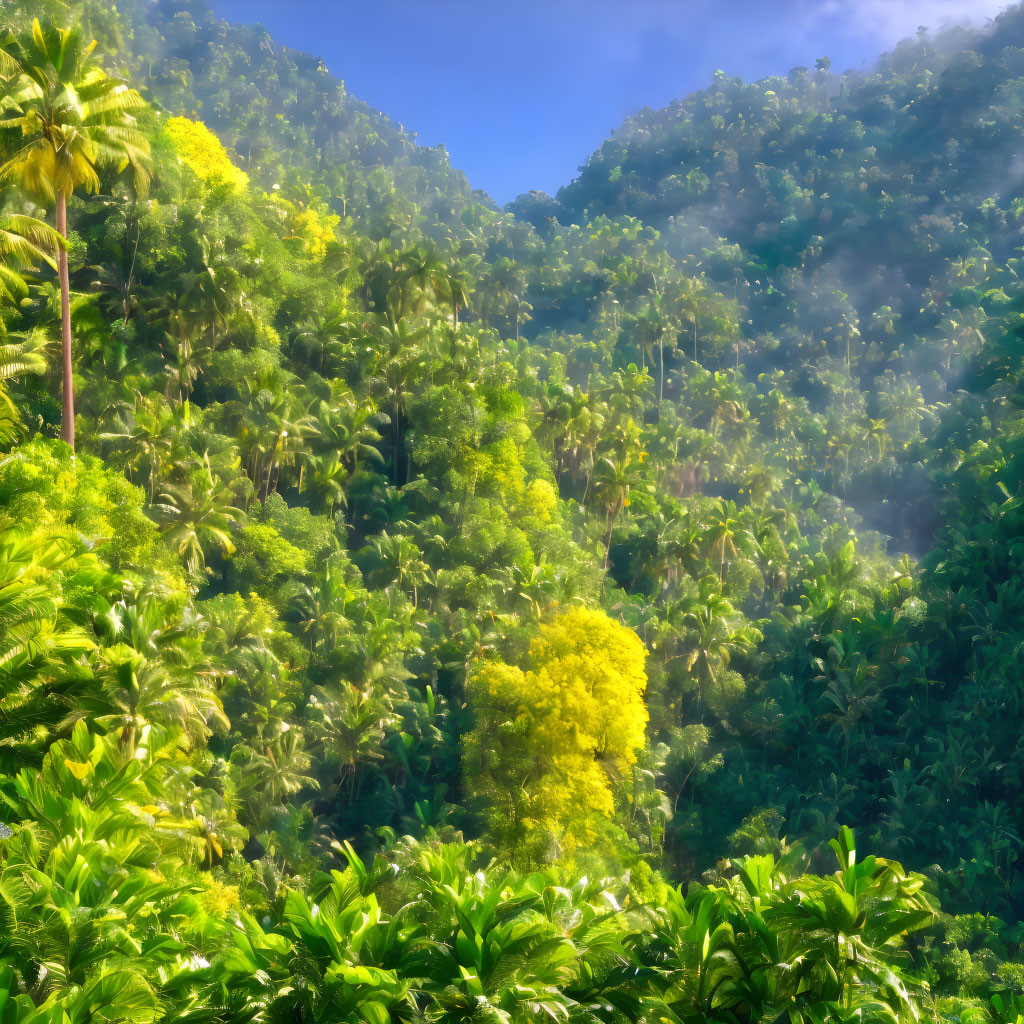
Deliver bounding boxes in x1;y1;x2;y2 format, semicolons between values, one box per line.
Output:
2;1;1024;1021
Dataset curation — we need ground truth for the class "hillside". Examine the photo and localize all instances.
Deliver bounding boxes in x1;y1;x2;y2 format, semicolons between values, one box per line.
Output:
2;2;1024;1022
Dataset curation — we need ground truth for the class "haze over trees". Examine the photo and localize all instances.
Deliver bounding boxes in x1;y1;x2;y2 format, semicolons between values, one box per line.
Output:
3;1;1024;1021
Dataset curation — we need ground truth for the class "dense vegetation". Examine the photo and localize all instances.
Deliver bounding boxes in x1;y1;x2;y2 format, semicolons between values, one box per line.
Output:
4;1;1024;1020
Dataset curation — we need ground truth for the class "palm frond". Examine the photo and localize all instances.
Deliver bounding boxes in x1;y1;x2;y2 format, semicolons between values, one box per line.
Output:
0;331;49;380
0;215;62;269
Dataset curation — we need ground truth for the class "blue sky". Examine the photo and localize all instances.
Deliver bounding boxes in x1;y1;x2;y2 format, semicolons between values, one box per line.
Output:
207;0;1007;204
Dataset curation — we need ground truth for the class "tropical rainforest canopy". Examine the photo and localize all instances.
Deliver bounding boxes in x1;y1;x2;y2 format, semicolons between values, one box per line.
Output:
2;2;1024;1022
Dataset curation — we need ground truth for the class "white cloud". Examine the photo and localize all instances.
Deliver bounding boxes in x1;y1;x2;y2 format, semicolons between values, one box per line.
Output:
808;0;1009;47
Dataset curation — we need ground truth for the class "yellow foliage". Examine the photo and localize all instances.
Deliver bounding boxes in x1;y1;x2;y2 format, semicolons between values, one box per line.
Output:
163;116;248;192
480;436;527;505
465;607;648;864
63;758;93;780
198;878;241;917
289;203;341;261
524;478;557;523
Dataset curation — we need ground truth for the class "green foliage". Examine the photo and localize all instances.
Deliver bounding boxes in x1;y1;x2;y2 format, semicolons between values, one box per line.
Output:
3;0;1024;1019
0;438;160;570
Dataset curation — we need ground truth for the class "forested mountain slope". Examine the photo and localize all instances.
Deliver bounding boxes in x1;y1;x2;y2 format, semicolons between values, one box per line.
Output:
98;0;496;236
3;1;1024;1021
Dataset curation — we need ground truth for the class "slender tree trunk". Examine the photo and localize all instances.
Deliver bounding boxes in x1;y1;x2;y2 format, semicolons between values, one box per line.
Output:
658;336;664;413
123;219;140;326
57;192;75;451
121;721;137;759
263;441;279;503
393;397;401;484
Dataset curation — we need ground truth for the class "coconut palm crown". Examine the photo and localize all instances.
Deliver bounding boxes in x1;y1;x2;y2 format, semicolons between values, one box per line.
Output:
0;17;151;449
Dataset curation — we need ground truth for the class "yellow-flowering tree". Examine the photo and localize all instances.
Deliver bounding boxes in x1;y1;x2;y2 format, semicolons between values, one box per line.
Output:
464;607;648;865
163;116;248;192
289;201;341;261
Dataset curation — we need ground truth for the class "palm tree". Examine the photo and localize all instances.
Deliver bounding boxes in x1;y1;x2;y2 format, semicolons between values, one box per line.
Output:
0;525;94;765
231;733;317;830
304;453;347;515
177;787;248;868
366;530;430;608
816;635;883;771
311;681;396;795
313;388;384;476
655;829;934;1024
100;393;174;501
288;562;354;654
0;330;48;444
674;274;708;361
370;319;427;483
677;590;761;701
0;217;60;439
864;416;891;462
229;367;318;501
292;299;351;374
0;212;62;312
94;649;228;758
633;290;678;413
594;450;641;569
439;261;472;332
605;364;653;421
153;455;243;578
399;244;449;315
705;503;742;582
0;17;151;450
177;233;246;350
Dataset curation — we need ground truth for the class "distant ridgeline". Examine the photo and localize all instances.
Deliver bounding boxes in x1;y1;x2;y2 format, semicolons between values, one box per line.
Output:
5;1;1024;1022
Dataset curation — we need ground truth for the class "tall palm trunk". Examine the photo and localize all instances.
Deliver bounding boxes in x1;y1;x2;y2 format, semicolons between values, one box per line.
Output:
604;508;617;569
57;191;74;451
263;439;279;503
658;335;664;413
